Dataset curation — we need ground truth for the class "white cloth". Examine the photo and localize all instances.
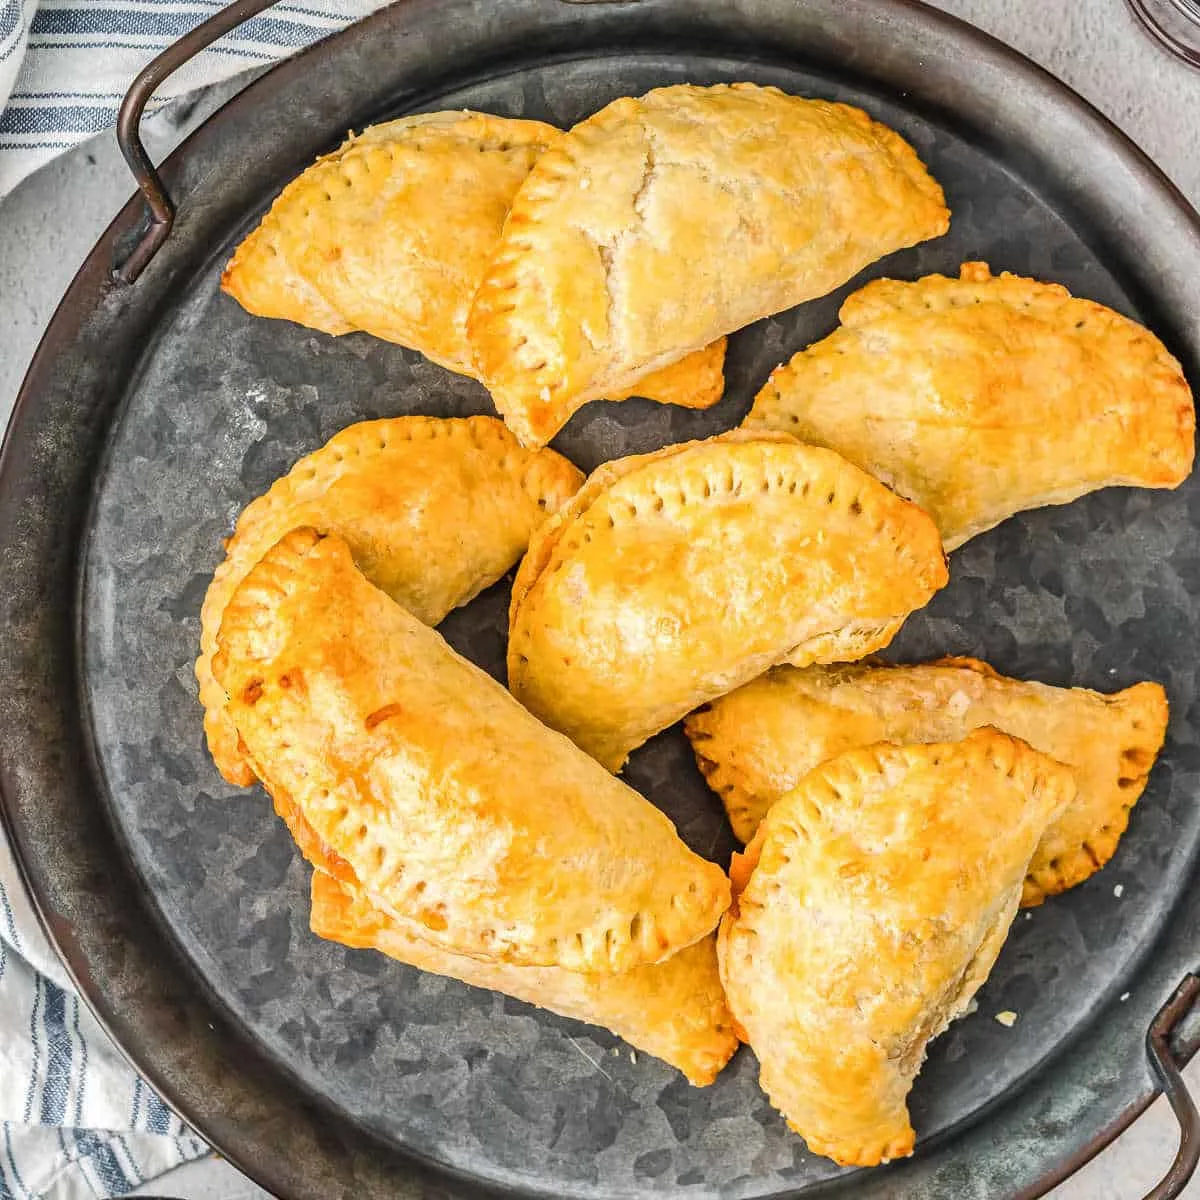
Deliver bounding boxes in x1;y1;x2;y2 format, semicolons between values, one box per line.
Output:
0;0;385;197
0;833;210;1197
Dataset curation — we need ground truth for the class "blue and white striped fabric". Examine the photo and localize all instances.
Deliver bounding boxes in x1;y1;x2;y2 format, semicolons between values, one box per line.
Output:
0;832;211;1198
0;0;386;197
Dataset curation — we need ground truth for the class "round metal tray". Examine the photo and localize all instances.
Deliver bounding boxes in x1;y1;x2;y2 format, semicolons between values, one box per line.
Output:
3;1;1200;1197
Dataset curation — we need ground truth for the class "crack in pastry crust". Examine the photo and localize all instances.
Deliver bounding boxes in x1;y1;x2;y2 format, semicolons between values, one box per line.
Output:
718;730;1074;1166
212;527;730;972
221;110;727;410
745;262;1195;549
468;83;949;445
196;415;582;788
684;657;1168;906
310;872;738;1087
508;431;948;771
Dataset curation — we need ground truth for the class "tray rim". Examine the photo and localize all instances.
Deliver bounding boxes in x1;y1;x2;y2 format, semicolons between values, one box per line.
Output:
3;0;1200;1197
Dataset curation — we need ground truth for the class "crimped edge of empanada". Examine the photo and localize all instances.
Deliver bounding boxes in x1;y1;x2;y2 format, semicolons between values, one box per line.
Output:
684;708;768;847
198;415;581;788
509;429;787;623
469;83;948;446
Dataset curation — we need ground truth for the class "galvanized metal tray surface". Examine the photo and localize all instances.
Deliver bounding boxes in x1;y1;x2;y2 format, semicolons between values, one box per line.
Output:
3;1;1200;1197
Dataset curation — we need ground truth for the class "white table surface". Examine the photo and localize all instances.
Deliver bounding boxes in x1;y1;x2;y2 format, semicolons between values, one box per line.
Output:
1;1;1199;1196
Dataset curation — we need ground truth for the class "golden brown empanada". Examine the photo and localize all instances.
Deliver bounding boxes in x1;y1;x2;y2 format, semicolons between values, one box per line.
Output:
686;658;1168;905
213;527;730;972
508;432;948;771
468;83;949;445
196;415;582;788
222;111;727;410
744;262;1195;548
310;871;737;1086
718;730;1074;1166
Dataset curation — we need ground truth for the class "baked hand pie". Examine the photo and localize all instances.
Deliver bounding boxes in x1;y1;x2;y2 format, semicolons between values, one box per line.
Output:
744;262;1195;548
468;82;950;445
508;432;948;771
212;526;730;972
718;730;1075;1166
221;111;727;410
196;415;582;788
310;871;738;1086
685;658;1168;905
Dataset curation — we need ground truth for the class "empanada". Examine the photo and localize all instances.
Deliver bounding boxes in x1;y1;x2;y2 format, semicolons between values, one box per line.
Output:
197;415;583;787
744;262;1195;548
213;527;730;971
508;432;948;771
685;658;1168;905
718;730;1074;1166
222;111;727;410
468;83;949;445
310;872;738;1086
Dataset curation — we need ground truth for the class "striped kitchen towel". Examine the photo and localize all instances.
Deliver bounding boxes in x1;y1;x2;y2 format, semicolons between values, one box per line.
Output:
0;0;387;198
0;829;210;1198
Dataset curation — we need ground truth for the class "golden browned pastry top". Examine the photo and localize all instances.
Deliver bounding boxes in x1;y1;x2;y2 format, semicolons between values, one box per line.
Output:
508;431;948;771
213;527;730;972
221;111;727;410
718;730;1074;1167
196;415;582;788
685;657;1167;905
745;262;1195;548
468;82;949;445
310;872;738;1087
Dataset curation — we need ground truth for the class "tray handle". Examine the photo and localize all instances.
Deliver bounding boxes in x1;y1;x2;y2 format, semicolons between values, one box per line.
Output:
1126;0;1200;69
113;0;639;283
113;0;281;284
1140;972;1200;1199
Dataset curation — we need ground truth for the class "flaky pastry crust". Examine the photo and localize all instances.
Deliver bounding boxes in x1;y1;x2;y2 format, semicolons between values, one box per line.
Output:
745;262;1195;548
212;527;730;972
221;111;726;409
196;416;582;787
686;657;1168;905
468;82;949;445
310;872;738;1086
718;730;1074;1166
508;432;948;771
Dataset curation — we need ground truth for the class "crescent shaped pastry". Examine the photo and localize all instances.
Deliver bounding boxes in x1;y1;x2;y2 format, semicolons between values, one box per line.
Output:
221;111;727;410
310;872;738;1086
196;416;583;788
468;83;949;445
212;527;731;972
744;262;1195;549
508;432;948;771
685;658;1168;906
718;730;1075;1167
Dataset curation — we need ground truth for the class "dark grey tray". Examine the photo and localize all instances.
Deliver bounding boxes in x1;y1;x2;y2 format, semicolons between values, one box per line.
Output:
3;1;1200;1198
